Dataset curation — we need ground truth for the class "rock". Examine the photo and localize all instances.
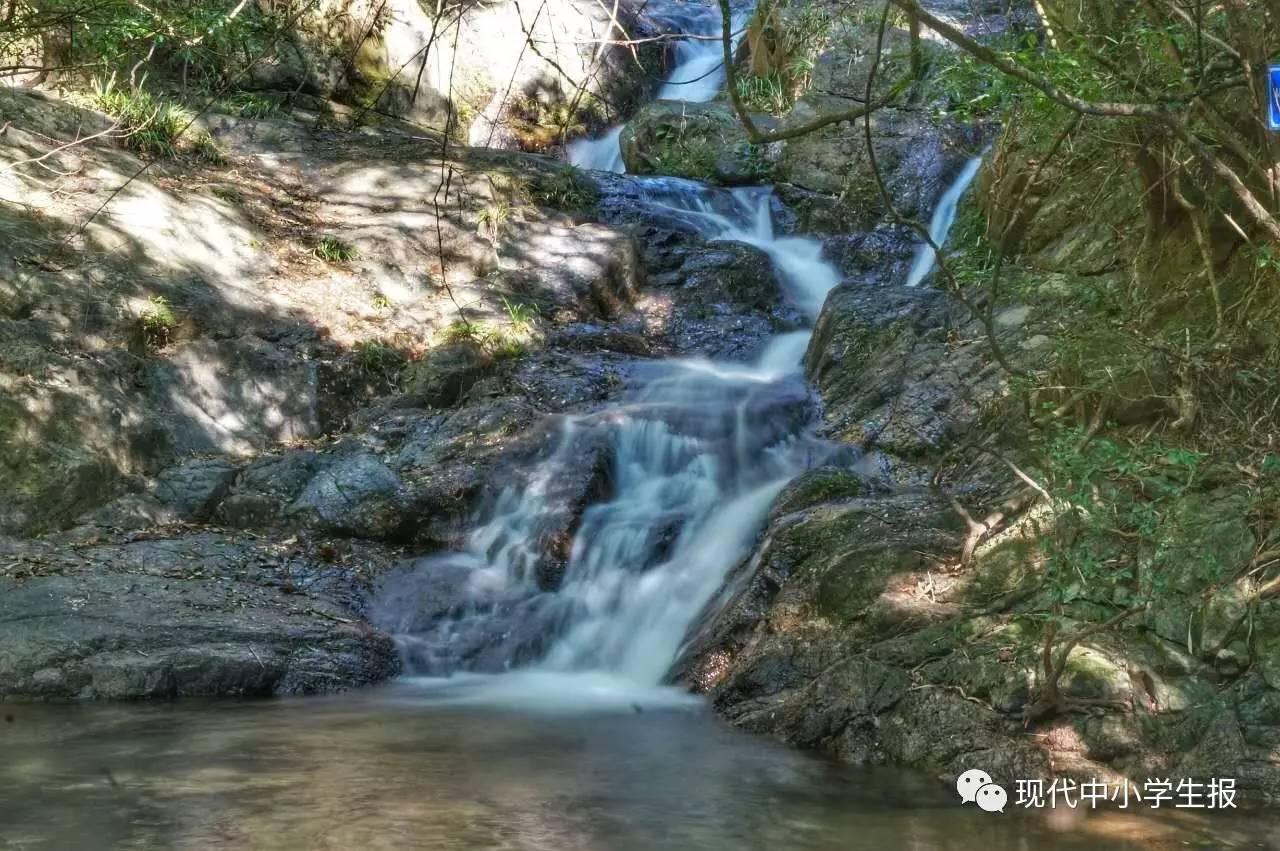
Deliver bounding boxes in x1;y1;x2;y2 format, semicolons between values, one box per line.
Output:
217;449;327;528
808;26;939;104
289;453;410;539
775;105;969;229
677;241;784;310
150;335;322;456
151;457;240;518
620;100;775;184
84;457;240;530
497;221;642;320
401;342;493;408
0;533;399;699
806;284;976;457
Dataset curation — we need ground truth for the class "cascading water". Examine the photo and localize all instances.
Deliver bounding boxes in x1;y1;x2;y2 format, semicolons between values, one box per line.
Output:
375;180;843;706
904;155;983;288
373;0;846;707
567;6;745;173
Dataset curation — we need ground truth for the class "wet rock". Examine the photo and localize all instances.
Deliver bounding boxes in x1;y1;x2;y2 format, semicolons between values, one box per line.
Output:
548;324;654;356
289;454;410;540
817;225;916;280
0;533;399;699
620;101;775;184
676;241;784;310
804;283;1025;459
776;106;969;230
217;450;326;528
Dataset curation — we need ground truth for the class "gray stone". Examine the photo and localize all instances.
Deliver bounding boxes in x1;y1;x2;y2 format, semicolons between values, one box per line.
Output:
0;534;399;700
290;454;408;539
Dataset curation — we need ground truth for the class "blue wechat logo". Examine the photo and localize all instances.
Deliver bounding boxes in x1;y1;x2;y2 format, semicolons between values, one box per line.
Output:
1269;65;1280;131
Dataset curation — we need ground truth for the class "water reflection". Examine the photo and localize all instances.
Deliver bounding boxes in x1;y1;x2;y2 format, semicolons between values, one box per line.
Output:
0;687;1272;850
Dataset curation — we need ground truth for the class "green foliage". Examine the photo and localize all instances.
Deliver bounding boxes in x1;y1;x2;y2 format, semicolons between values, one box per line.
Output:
931;32;1098;131
509;96;605;151
744;0;830;95
476;200;512;241
1034;425;1206;607
648;135;716;181
441;320;528;361
313;236;359;263
220;91;284;119
352;339;406;380
530;166;597;211
139;295;176;347
645;117;719;181
501;297;540;332
735;72;790;115
79;77;219;158
3;0;281;90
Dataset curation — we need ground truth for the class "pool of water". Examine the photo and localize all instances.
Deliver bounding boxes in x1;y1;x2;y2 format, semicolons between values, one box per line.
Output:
1;682;1272;850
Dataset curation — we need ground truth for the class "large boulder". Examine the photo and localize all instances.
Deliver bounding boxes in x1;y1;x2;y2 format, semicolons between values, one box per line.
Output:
620;100;775;184
804;283;1026;459
656;240;784;311
288;453;410;539
250;0;663;138
0;533;399;699
775;105;970;231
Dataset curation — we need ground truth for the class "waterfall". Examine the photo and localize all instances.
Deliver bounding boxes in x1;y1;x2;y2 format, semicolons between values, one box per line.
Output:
904;156;983;288
567;6;745;174
372;0;853;708
377;178;843;706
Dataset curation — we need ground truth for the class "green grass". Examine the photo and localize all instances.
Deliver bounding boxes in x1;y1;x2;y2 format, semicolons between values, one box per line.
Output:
139;295;176;347
501;297;540;332
352;338;407;379
81;77;222;159
313;236;359;263
530;166;597;211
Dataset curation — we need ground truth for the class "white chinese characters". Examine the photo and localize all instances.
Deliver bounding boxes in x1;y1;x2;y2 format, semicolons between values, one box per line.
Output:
1012;777;1237;810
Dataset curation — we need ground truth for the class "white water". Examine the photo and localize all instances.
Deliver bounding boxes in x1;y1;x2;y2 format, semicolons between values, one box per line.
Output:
904;156;983;288
377;177;843;709
568;7;744;173
566;125;624;172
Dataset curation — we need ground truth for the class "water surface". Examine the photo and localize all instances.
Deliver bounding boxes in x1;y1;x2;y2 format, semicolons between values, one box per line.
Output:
1;684;1269;850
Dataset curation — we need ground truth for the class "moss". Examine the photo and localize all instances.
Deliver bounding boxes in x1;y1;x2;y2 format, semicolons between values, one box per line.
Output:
961;536;1040;606
773;467;868;517
400;342;492;408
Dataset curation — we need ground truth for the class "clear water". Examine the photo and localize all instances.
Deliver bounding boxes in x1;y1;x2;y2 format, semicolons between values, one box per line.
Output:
1;690;1268;850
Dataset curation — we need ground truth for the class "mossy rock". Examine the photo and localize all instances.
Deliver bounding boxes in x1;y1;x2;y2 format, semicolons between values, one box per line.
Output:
771;466;868;517
400;342;492;408
620;101;775;184
764;494;957;624
960;535;1041;607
